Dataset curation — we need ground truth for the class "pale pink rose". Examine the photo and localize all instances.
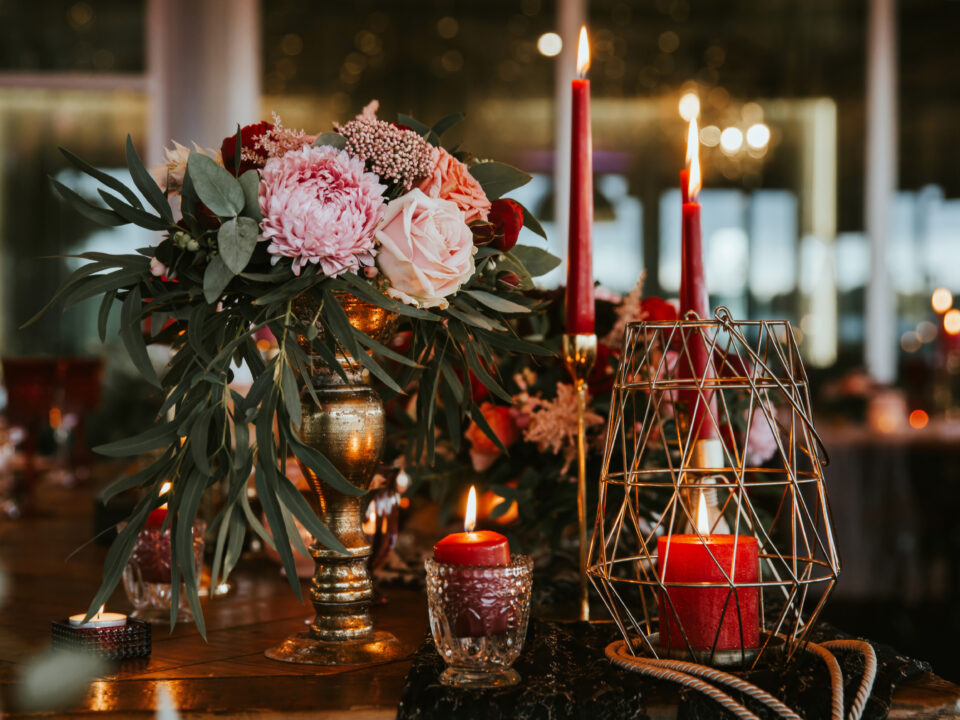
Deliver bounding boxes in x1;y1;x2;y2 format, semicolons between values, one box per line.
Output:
745;405;779;466
375;189;476;308
259;145;386;277
417;147;491;224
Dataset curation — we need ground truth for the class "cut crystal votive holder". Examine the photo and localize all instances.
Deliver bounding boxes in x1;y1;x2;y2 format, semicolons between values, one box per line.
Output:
122;521;205;622
425;555;533;689
50;618;151;661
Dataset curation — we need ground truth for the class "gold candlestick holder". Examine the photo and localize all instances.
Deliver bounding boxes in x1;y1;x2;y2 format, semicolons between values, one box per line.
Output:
562;332;597;622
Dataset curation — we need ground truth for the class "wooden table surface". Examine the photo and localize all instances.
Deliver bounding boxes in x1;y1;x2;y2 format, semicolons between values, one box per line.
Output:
1;477;959;719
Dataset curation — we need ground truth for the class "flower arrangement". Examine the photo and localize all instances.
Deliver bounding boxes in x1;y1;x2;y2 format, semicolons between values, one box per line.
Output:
34;101;558;632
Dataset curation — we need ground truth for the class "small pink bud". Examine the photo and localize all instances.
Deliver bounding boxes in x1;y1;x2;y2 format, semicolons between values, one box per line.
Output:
364;266;379;278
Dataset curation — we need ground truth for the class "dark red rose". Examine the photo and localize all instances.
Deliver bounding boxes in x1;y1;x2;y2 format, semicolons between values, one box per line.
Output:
221;121;273;175
488;198;524;252
587;342;619;397
470;221;495;246
639;297;678;323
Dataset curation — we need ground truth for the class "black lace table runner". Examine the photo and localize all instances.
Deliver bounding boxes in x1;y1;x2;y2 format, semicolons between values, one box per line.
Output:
397;620;931;720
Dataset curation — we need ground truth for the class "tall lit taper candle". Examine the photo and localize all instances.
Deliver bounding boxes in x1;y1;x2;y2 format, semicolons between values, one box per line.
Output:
678;116;717;442
565;26;594;334
563;25;597;622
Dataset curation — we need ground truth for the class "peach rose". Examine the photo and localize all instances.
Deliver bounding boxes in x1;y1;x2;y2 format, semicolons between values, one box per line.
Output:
417;147;491;224
375;189;476;308
464;402;521;472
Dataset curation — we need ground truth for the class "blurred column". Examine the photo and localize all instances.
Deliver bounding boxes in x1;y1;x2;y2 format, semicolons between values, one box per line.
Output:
146;0;262;166
554;0;587;272
864;0;898;383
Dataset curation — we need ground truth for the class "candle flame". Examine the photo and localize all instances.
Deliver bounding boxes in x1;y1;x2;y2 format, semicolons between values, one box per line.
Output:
696;491;710;535
159;481;172;511
576;26;590;76
464;486;477;533
687;117;701;201
97;605;105;620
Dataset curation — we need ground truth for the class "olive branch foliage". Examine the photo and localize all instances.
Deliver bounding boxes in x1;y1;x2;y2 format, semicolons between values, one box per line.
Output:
32;113;558;637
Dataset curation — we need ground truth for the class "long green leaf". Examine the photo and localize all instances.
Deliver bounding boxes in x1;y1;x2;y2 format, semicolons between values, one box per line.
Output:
119;285;162;388
285;426;363;497
508;245;562;277
255;461;302;600
94;421;176;457
464;346;512;402
50;178;126;227
98;190;170;231
175;470;207;638
517;201;547;240
59;146;144;208
313;132;346;150
353;328;419;367
433;112;465;137
125;135;173;222
280;359;301;429
464;289;531;314
276;473;348;554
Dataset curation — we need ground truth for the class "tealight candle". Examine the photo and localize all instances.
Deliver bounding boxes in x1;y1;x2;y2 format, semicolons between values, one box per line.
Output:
69;605;127;629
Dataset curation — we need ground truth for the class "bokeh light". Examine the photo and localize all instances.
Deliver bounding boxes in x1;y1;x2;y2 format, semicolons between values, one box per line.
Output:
536;32;562;57
678;92;700;121
909;409;929;430
932;287;953;314
746;123;771;149
700;125;721;147
944;308;960;335
720;126;743;153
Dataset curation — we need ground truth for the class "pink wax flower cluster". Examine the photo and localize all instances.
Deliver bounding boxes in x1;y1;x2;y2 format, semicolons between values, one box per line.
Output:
259;145;386;277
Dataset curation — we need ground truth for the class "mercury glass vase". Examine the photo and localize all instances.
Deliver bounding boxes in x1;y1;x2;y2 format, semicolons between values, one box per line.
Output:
425;555;533;688
265;291;407;666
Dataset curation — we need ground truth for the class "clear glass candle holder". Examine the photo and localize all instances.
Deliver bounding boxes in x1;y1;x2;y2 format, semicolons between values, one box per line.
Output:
122;520;205;623
425;554;533;688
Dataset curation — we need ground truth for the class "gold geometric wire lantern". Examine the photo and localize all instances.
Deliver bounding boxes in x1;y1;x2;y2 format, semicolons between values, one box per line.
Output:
587;308;841;668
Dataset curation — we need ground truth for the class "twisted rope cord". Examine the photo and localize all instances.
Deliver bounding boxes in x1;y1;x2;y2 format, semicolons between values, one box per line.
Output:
605;638;877;720
821;639;878;720
604;642;763;720
605;641;800;720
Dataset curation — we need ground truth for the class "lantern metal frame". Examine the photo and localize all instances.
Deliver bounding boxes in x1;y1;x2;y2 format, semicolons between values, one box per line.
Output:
587;308;841;668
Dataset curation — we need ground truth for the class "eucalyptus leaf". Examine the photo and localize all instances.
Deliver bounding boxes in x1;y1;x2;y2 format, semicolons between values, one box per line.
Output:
238;170;262;221
203;254;235;304
187;152;244;217
218;216;259;274
508;244;562;277
518;201;547;240
468;161;531;200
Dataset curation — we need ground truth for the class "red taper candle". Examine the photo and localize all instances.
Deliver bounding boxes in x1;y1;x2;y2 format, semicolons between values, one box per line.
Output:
678;116;717;441
565;26;595;334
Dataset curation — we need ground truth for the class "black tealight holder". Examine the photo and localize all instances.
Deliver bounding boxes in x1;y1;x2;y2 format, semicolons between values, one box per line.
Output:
50;618;151;661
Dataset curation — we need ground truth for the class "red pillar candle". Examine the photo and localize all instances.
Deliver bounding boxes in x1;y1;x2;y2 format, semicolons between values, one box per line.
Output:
565;26;595;335
657;493;759;653
433;487;512;637
680;169;690;206
678;116;717;441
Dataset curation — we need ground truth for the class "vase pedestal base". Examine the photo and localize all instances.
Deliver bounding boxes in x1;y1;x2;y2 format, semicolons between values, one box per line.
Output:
265;630;408;666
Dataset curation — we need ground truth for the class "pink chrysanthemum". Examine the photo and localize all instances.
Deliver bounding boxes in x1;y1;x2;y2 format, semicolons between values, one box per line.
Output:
258;145;386;277
336;107;434;191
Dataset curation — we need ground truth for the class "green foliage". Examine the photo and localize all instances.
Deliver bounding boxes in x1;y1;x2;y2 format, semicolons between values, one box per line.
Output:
37;126;559;632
